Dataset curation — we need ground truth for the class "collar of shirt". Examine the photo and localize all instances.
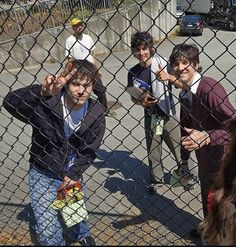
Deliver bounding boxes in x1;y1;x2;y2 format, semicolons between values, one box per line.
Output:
180;72;201;96
61;93;88;139
190;72;201;94
179;72;201;104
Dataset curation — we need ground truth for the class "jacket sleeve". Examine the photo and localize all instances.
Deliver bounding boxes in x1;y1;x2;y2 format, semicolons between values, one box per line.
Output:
66;113;106;180
93;79;108;110
3;85;43;124
205;83;236;146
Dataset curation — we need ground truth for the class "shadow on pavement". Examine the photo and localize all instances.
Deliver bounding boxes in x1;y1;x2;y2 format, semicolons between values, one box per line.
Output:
15;148;201;245
95;148;202;245
17;204;39;245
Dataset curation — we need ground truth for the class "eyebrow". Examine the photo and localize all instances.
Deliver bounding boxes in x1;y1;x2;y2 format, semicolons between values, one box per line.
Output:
71;79;92;86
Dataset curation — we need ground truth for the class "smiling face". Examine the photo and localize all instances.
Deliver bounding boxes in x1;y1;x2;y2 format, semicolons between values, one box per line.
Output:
169;43;200;88
131;32;154;67
133;44;152;66
172;58;198;87
65;75;93;109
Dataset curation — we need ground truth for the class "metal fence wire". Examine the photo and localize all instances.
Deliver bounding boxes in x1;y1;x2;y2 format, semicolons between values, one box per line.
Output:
0;0;236;245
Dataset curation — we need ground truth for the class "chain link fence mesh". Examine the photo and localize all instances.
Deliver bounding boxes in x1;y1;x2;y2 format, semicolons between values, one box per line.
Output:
0;0;236;245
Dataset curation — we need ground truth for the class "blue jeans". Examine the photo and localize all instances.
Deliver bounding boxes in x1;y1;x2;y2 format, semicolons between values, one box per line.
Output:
28;165;90;246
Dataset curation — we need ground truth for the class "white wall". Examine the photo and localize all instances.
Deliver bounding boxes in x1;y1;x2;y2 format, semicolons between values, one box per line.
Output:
0;0;177;70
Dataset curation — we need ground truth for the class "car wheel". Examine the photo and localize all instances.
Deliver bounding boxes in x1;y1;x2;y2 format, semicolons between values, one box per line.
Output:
205;16;211;26
228;19;235;31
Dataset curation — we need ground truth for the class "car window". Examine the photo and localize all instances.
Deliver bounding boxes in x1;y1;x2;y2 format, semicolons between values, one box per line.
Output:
183;16;199;22
176;5;181;11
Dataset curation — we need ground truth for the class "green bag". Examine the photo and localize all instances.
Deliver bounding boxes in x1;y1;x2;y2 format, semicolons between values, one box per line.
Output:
61;199;89;227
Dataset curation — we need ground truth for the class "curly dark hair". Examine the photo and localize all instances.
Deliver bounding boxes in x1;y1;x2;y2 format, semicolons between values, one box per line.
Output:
62;59;100;86
130;31;154;55
169;43;200;68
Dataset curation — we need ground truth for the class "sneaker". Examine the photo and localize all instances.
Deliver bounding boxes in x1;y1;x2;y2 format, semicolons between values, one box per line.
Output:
148;183;163;195
178;165;198;182
170;169;197;190
106;109;117;117
189;228;201;238
79;235;96;246
187;172;198;183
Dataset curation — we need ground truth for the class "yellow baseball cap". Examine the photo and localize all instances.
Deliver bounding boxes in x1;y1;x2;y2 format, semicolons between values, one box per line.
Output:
70;18;82;26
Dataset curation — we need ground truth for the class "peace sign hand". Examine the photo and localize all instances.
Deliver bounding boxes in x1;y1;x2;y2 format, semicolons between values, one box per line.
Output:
156;64;170;81
41;68;77;96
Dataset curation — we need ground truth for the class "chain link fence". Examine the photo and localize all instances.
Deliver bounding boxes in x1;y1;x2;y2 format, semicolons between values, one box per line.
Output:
0;0;236;245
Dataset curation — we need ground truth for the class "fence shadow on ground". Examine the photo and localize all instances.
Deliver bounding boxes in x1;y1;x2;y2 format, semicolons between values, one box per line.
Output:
17;204;39;245
15;148;201;245
95;148;202;245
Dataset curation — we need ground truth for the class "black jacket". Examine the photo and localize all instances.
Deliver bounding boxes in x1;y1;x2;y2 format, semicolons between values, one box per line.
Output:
3;84;106;180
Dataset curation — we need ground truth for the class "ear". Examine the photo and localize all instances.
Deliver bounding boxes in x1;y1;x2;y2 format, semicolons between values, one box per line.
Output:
194;63;200;72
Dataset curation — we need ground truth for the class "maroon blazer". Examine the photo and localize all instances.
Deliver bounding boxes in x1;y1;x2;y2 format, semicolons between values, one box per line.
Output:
180;76;236;172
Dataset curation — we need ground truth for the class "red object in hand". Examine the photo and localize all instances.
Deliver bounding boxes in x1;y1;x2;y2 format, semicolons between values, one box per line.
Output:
57;181;82;200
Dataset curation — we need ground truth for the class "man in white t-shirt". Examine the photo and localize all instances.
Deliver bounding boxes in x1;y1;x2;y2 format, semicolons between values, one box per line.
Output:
65;18;96;65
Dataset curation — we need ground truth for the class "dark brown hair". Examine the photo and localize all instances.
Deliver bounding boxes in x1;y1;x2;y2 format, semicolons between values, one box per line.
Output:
62;59;100;86
130;31;154;55
169;43;200;68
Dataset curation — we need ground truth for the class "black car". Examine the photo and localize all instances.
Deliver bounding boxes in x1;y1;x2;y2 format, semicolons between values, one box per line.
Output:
179;15;203;36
